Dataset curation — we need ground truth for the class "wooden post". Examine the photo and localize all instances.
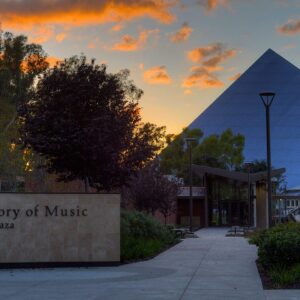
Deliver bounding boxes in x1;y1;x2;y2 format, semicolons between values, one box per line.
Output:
204;174;209;227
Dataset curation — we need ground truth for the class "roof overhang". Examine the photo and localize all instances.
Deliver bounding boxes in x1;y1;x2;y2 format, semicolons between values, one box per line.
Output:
192;164;286;183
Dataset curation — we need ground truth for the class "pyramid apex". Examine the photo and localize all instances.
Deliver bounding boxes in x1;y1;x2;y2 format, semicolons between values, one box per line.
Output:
258;48;282;60
265;48;276;53
257;48;295;65
232;48;299;84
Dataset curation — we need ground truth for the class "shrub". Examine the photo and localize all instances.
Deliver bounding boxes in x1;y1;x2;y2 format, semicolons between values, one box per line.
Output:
269;264;300;288
121;210;177;261
249;223;300;268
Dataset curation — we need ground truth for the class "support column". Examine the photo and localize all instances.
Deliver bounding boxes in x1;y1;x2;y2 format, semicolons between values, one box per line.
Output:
204;174;209;227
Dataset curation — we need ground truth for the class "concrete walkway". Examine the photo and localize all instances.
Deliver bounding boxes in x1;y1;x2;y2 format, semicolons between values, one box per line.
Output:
0;228;299;299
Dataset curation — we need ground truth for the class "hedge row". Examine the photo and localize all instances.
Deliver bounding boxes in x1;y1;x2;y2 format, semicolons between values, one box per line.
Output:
121;210;178;261
249;223;300;268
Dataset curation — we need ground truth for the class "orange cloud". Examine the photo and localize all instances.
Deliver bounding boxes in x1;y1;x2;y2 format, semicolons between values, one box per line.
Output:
88;42;96;49
170;22;193;43
46;56;62;68
198;0;230;13
182;66;223;89
28;26;54;44
143;66;172;85
111;29;158;52
281;43;296;51
187;43;237;70
229;73;241;81
184;89;192;95
88;38;101;49
278;18;300;35
183;42;237;89
55;32;67;43
187;42;226;62
202;49;237;70
111;23;124;32
1;0;177;31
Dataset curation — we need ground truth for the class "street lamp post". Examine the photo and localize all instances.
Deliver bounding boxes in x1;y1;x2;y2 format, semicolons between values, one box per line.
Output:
185;137;197;232
260;92;276;228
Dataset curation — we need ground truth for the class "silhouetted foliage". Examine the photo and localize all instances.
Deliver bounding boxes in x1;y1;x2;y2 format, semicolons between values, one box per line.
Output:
160;128;203;180
0;31;48;107
239;159;287;193
0;31;48;190
239;159;267;173
123;162;179;223
160;128;245;183
19;56;166;191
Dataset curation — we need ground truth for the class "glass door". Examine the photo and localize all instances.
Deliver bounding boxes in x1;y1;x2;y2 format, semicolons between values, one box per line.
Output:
230;201;240;226
220;201;230;226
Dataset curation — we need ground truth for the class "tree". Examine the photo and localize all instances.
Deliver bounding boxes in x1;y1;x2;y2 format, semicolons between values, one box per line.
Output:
19;56;166;191
122;162;179;223
239;159;267;173
239;159;287;193
0;31;48;190
0;31;48;133
194;129;245;170
157;177;179;225
160;128;245;183
160;127;203;179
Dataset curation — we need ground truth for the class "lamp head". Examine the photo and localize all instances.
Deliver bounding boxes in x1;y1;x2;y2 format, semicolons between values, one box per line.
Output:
185;137;197;143
244;161;254;170
260;92;276;107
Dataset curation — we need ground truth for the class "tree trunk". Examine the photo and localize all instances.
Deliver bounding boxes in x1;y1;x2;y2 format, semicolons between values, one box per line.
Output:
3;113;17;134
84;176;90;193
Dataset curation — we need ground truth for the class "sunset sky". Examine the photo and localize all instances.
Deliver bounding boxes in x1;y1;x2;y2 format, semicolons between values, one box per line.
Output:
3;0;300;134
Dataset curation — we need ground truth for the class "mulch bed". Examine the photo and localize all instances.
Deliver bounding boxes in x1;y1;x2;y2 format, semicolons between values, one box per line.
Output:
256;261;300;289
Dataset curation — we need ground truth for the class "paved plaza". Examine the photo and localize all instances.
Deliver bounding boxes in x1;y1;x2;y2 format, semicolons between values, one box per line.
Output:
0;228;299;300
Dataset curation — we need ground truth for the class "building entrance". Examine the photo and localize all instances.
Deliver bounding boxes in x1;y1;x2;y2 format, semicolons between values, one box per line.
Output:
209;176;250;227
190;164;286;229
219;200;248;226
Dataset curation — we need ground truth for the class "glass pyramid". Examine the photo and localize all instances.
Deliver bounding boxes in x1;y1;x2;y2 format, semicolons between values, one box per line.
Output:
189;49;300;188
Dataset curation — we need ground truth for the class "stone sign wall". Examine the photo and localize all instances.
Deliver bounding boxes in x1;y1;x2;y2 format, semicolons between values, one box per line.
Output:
0;193;120;265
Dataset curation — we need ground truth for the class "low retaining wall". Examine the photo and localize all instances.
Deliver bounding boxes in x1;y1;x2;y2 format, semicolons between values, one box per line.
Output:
0;193;120;267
